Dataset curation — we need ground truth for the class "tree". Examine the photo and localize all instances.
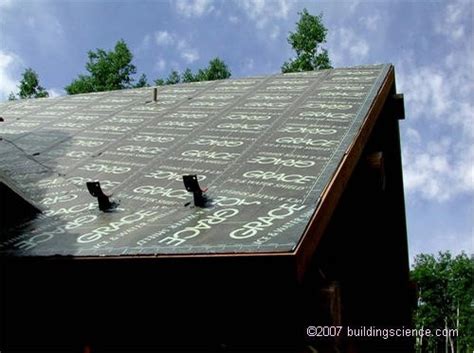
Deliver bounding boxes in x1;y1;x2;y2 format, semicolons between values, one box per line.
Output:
202;58;231;80
182;68;197;83
11;68;49;99
154;57;231;86
411;252;473;353
134;73;149;88
165;70;181;85
282;9;332;73
65;39;137;94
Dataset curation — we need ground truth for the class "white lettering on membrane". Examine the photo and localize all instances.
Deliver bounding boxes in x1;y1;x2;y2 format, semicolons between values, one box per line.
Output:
165;112;208;119
133;185;188;199
298;111;353;119
213;196;261;206
40;194;78;205
302;103;352;110
249;95;292;100
243;170;317;184
247;156;315;168
243;102;290;108
190;138;243;148
189;101;227;107
67;151;90;158
229;204;306;239
96;125;132;132
181;150;240;161
317;91;365;97
129;135;174;143
77;210;158;243
80;164;131;174
43;203;97;216
217;123;269;131
278;126;337;135
159;209;239;246
156;121;200;128
67;177;119;190
145;170;206;182
275;137;339;148
15;215;98;250
223;114;272;121
72;140;105;147
116;145;165;154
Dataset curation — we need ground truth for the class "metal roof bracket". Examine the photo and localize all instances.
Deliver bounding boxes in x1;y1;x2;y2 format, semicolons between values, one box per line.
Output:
182;175;210;208
86;181;119;212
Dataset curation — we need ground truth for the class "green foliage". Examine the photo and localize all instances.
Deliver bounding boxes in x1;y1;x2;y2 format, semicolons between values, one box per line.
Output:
165;70;181;85
194;68;208;82
154;57;231;86
65;39;137;94
203;58;231;80
182;68;197;83
13;68;49;99
411;252;473;353
282;9;332;73
134;73;149;88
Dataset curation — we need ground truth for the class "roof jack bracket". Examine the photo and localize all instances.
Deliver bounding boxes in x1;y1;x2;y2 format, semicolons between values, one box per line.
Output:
86;181;119;212
183;175;210;208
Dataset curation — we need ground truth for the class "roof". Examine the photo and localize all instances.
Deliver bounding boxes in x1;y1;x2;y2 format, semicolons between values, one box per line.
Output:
0;64;393;258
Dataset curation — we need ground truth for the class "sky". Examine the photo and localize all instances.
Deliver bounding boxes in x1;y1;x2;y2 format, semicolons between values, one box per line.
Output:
0;0;472;262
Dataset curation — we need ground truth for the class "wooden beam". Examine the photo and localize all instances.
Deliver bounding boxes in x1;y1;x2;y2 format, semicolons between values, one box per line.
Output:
293;66;396;283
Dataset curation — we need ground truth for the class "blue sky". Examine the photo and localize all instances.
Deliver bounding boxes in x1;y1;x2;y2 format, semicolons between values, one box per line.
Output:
0;0;472;262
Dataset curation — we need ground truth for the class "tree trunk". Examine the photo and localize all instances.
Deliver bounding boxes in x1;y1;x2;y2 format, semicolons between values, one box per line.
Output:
455;303;459;353
418;325;423;353
444;317;448;353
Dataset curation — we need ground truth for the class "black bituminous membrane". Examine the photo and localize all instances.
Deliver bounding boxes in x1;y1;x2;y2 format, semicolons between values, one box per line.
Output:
0;64;389;257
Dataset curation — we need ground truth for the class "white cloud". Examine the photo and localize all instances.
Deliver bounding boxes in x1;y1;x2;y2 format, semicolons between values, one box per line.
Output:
155;58;167;72
182;49;199;63
435;0;471;41
149;31;200;66
0;51;21;102
359;14;380;31
142;34;151;48
26;14;63;37
329;28;370;65
350;40;369;58
175;0;214;18
402;133;474;202
155;31;174;46
390;0;474;206
16;6;65;54
238;0;296;31
135;34;152;55
47;88;63;98
397;32;474;203
241;58;255;73
0;0;13;9
229;15;240;24
348;0;361;14
176;39;200;63
177;39;187;51
399;67;451;120
269;25;280;40
410;229;474;262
